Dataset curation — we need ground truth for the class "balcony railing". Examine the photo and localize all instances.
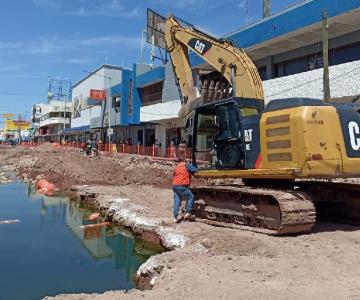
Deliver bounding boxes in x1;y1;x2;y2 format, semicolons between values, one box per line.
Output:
39;117;71;127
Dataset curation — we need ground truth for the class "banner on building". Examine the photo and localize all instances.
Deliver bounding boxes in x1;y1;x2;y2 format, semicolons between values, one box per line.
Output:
90;89;107;101
4;120;30;132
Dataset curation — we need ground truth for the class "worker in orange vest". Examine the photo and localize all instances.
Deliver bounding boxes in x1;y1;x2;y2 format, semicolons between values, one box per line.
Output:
173;155;198;223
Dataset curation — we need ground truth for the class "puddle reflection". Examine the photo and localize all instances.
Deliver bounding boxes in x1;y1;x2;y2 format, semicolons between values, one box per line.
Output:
0;182;161;300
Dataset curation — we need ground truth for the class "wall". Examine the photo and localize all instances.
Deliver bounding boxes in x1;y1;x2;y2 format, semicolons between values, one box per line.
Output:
71;65;122;129
161;63;181;102
263;59;360;102
230;0;360;48
155;124;166;147
71;106;102;128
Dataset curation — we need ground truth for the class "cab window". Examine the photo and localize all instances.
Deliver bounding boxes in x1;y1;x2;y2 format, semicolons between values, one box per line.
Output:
240;107;259;117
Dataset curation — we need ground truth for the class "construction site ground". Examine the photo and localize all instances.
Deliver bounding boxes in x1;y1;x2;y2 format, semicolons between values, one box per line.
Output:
1;144;360;300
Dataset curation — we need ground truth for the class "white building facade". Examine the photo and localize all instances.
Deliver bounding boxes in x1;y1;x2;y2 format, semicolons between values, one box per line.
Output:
31;100;72;141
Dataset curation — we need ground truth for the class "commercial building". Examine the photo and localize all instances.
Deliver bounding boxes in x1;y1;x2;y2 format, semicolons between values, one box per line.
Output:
69;63;181;148
137;62;181;148
3;120;30;141
70;65;123;142
31;100;72;142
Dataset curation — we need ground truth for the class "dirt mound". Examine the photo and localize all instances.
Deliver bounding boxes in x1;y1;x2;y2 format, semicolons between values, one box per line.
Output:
36;142;54;152
1;148;174;190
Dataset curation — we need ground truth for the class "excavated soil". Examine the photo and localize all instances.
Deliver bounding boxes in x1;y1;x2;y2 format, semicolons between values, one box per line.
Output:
1;145;360;300
0;145;176;190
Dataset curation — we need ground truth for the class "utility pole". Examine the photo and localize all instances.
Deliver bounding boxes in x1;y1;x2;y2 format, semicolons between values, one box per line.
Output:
263;0;270;18
322;9;331;102
17;113;21;143
108;76;112;150
63;98;66;144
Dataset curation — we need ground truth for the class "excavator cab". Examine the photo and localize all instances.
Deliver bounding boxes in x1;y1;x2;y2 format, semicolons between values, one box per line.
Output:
192;97;263;169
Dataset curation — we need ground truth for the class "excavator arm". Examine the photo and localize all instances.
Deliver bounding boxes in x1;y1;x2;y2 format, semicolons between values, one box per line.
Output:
164;15;264;118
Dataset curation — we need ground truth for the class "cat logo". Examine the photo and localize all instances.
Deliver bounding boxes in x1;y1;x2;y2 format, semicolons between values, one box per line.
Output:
244;129;253;142
348;121;360;151
244;129;253;151
195;40;206;54
188;38;212;55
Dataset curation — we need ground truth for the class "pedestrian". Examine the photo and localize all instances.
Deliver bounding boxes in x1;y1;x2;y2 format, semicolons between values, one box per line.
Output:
91;139;98;157
84;139;92;156
170;140;177;158
172;155;198;223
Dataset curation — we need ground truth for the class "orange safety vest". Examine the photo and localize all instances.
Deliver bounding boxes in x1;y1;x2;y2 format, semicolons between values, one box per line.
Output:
173;162;190;186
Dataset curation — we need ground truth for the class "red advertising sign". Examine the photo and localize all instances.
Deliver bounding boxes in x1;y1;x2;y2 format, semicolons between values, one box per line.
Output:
90;89;107;101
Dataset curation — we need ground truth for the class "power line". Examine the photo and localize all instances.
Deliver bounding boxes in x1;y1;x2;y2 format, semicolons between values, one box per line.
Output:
0;92;46;96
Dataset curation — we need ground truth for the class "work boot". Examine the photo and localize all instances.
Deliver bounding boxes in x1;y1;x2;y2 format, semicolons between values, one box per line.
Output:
184;212;195;221
173;216;182;224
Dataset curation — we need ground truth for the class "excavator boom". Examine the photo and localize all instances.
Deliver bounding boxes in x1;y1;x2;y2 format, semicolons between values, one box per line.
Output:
164;15;264;118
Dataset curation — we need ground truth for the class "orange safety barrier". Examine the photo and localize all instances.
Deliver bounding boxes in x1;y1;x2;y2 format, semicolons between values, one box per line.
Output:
88;213;100;221
169;146;177;158
52;143;61;149
59;140;192;160
36;179;55;196
0;219;20;225
79;222;111;229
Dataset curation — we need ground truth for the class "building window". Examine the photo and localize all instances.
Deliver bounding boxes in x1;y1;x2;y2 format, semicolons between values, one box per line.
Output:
258;66;267;80
307;53;323;70
275;62;285;78
333;42;360;65
275;56;308;78
284;57;308;76
112;96;121;112
140;81;163;106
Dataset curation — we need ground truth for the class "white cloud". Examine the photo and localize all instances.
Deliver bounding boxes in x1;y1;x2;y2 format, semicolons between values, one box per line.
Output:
154;0;219;11
71;5;140;18
77;36;141;47
66;58;94;65
33;0;141;18
194;25;219;38
0;63;25;72
237;0;248;9
172;0;206;9
0;35;141;56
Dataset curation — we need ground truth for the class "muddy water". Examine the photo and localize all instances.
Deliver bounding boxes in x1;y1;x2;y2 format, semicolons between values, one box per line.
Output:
0;182;156;300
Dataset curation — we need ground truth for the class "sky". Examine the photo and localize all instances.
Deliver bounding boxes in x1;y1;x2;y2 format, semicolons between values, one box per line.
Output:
0;0;303;123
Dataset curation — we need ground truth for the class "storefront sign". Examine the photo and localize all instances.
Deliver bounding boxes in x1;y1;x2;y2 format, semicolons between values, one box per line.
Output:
90;89;107;101
4;120;30;131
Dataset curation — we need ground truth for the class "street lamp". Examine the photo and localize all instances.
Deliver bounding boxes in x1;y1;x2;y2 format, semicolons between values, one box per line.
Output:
82;70;112;151
106;76;112;151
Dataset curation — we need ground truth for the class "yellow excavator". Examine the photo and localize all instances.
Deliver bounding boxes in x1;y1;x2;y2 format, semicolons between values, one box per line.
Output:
147;9;360;234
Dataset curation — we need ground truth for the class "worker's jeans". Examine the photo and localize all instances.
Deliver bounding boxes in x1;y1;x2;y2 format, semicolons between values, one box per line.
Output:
173;185;194;218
